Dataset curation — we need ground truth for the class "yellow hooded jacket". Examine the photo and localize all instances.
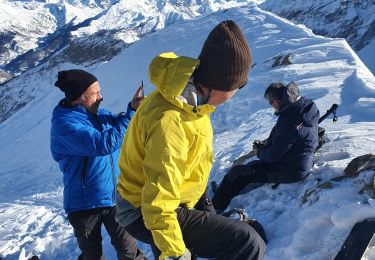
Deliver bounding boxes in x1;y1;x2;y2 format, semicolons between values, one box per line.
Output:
117;52;216;259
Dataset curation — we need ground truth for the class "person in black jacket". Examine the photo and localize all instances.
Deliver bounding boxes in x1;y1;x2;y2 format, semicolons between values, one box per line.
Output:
212;82;320;213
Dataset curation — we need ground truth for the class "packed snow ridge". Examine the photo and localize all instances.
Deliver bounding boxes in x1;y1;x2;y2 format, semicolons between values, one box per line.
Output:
260;0;375;75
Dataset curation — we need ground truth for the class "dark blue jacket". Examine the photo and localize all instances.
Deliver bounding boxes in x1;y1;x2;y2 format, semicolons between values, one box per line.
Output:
50;99;134;214
257;90;319;180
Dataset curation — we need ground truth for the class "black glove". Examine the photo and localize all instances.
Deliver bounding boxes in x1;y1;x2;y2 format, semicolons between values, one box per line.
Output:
253;140;267;151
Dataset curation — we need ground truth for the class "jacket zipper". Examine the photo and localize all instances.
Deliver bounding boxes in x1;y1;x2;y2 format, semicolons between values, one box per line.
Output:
109;153;117;203
95;114;117;203
81;157;88;188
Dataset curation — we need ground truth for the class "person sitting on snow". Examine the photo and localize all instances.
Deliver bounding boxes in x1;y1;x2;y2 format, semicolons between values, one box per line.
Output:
211;82;320;213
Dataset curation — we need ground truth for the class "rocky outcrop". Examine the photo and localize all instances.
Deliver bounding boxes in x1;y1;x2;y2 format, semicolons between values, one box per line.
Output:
0;69;12;84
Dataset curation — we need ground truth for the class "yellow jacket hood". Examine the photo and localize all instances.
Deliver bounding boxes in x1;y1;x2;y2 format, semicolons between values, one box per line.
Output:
149;52;215;115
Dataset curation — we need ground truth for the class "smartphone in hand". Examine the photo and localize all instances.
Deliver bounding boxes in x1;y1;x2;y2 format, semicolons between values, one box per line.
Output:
139;80;145;98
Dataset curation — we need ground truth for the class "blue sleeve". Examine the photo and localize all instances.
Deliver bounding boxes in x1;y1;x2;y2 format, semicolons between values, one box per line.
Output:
257;119;297;163
52;103;135;157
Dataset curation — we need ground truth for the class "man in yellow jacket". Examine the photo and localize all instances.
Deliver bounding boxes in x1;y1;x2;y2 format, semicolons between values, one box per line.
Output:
116;20;266;260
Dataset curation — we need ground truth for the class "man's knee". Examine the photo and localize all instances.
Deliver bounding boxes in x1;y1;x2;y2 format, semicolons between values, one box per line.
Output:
227;164;250;182
232;221;266;255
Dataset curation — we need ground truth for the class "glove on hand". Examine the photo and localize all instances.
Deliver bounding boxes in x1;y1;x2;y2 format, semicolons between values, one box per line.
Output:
253;140;266;151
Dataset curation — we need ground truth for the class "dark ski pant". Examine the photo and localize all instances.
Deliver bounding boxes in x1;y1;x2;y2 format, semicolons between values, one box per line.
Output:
68;207;145;260
212;160;302;212
125;207;266;260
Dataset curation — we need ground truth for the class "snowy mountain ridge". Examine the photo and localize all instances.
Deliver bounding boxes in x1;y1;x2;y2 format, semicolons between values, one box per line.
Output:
0;0;257;82
260;0;375;75
1;4;375;259
0;0;258;125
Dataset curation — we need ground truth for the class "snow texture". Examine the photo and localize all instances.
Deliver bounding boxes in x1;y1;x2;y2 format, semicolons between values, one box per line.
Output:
260;0;375;76
1;4;375;260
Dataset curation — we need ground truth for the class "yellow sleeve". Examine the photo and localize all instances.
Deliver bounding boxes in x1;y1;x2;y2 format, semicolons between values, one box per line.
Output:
141;113;188;259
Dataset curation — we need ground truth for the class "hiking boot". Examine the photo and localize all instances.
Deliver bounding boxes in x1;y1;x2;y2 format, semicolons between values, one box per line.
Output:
221;208;248;221
221;208;268;244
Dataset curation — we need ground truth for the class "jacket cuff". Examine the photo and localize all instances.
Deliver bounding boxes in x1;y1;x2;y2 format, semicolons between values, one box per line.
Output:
128;102;136;112
119;103;135;117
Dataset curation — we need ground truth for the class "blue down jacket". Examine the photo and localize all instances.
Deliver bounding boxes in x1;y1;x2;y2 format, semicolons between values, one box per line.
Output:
257;87;320;181
50;99;134;214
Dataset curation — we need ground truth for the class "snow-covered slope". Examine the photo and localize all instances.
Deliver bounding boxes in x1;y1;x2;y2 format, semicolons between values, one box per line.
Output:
1;4;375;259
0;0;255;81
260;0;375;75
0;0;257;125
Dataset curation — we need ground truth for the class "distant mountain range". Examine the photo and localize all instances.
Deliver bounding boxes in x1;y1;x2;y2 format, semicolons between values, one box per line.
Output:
0;0;258;84
0;0;257;123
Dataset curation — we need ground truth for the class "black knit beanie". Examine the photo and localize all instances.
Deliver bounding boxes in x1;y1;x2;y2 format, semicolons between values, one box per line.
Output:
54;69;98;101
193;20;252;91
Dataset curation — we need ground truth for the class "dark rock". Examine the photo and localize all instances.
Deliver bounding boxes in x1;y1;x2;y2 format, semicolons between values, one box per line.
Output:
281;54;292;65
271;54;292;68
344;154;375;178
271;55;282;68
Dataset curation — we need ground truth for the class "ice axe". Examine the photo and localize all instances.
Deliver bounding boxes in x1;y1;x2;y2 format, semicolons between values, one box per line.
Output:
318;104;338;124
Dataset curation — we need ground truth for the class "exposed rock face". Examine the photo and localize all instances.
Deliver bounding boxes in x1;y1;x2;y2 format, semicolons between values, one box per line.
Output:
0;80;33;123
0;69;12;84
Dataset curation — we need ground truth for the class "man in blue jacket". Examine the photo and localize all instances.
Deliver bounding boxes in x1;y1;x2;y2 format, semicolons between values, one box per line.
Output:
212;82;320;213
50;69;145;260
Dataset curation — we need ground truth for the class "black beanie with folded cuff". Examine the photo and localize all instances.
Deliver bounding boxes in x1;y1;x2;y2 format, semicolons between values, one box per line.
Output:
55;69;98;102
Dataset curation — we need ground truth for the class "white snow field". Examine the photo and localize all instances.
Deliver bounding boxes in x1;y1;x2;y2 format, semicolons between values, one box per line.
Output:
1;4;375;260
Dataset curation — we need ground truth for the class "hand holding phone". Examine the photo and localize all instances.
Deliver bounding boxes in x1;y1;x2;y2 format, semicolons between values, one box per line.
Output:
140;80;144;98
130;81;145;110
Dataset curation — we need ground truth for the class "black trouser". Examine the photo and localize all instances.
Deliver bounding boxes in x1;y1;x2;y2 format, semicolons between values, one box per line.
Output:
68;207;145;260
125;207;266;260
212;160;301;212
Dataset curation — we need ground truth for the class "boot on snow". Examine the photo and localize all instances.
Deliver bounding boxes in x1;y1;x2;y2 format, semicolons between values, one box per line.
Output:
221;208;268;244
